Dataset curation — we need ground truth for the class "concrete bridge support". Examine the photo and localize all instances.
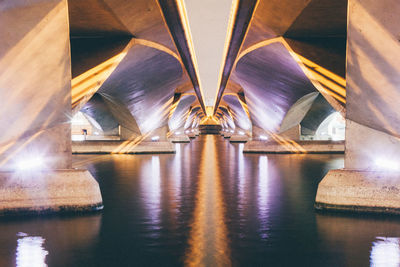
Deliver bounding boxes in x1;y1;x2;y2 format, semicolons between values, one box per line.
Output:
315;0;400;214
0;0;102;215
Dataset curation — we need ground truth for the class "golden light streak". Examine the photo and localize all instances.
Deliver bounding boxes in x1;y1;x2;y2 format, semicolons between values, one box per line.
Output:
213;0;260;113
71;38;183;114
71;40;135;111
200;116;220;125
185;135;231;267
168;99;180;119
212;0;241;115
175;0;206;109
262;129;307;154
111;95;176;153
235;37;347;111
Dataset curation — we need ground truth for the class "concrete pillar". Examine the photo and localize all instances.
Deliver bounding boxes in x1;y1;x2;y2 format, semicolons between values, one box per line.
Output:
279;125;301;140
0;0;102;215
315;0;400;214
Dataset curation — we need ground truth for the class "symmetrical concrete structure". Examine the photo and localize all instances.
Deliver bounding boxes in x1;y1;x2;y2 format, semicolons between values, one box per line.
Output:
2;0;400;215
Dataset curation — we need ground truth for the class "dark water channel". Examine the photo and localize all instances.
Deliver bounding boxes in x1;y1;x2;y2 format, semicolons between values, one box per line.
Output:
0;135;399;266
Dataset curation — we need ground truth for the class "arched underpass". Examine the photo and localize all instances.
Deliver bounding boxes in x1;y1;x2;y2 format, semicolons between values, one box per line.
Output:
1;0;400;266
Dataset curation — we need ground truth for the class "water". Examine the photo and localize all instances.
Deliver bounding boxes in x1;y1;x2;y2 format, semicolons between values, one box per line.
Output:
0;135;400;266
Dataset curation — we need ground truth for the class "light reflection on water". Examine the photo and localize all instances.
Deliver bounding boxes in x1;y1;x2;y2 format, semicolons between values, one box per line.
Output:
185;135;231;267
237;143;245;210
2;136;400;266
141;156;162;232
258;156;269;239
370;237;400;267
16;233;48;267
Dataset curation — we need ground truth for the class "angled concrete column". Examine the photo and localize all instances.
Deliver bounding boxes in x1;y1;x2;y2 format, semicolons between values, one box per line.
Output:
316;0;400;214
0;0;102;215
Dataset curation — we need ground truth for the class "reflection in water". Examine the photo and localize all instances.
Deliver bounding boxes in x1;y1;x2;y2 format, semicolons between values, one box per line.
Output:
258;156;269;239
185;135;231;267
237;143;246;220
16;233;48;267
172;144;182;204
2;136;388;266
141;156;162;231
370;237;400;267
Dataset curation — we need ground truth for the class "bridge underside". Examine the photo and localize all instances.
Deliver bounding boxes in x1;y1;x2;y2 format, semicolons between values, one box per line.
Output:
1;0;400;215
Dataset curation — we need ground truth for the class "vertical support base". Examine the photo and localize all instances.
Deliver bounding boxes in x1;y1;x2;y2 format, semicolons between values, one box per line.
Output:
315;169;400;214
0;170;103;215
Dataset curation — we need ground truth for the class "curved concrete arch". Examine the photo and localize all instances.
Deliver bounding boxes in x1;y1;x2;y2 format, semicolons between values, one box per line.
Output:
81;92;142;138
133;38;182;65
69;0;206;118
300;93;336;135
279;92;319;134
81;94;120;135
236;38;345;113
168;94;196;131
233;41;317;133
223;94;252;132
184;106;201;129
72;38;185;115
96;43;185;134
218;106;235;130
214;0;347;116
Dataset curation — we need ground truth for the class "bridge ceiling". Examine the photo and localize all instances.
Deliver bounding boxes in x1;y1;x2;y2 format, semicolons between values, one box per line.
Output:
81;94;119;135
69;0;206;131
169;95;197;131
218;106;235;129
68;0;176;51
223;95;251;131
232;42;317;132
184;107;201;129
93;44;185;133
301;93;336;135
241;0;347;51
279;92;320;134
215;0;347;129
70;37;131;78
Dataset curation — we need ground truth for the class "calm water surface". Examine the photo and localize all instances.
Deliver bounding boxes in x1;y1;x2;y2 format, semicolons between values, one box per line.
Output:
0;135;400;266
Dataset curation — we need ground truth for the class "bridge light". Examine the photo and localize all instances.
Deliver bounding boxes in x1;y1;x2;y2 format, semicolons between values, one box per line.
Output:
175;131;181;135
374;158;400;171
151;136;160;142
259;135;268;141
238;131;245;135
15;156;45;171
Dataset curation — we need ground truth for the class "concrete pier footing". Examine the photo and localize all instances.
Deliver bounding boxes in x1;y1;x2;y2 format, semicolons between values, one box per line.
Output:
0;170;103;215
315;169;400;214
244;140;344;153
169;135;191;143
72;141;175;154
229;135;249;143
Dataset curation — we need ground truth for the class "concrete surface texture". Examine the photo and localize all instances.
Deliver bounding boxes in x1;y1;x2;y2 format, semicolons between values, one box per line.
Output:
244;140;344;154
5;0;400;216
316;169;400;214
0;0;72;170
72;141;175;154
0;170;103;215
315;0;400;213
214;0;347;141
